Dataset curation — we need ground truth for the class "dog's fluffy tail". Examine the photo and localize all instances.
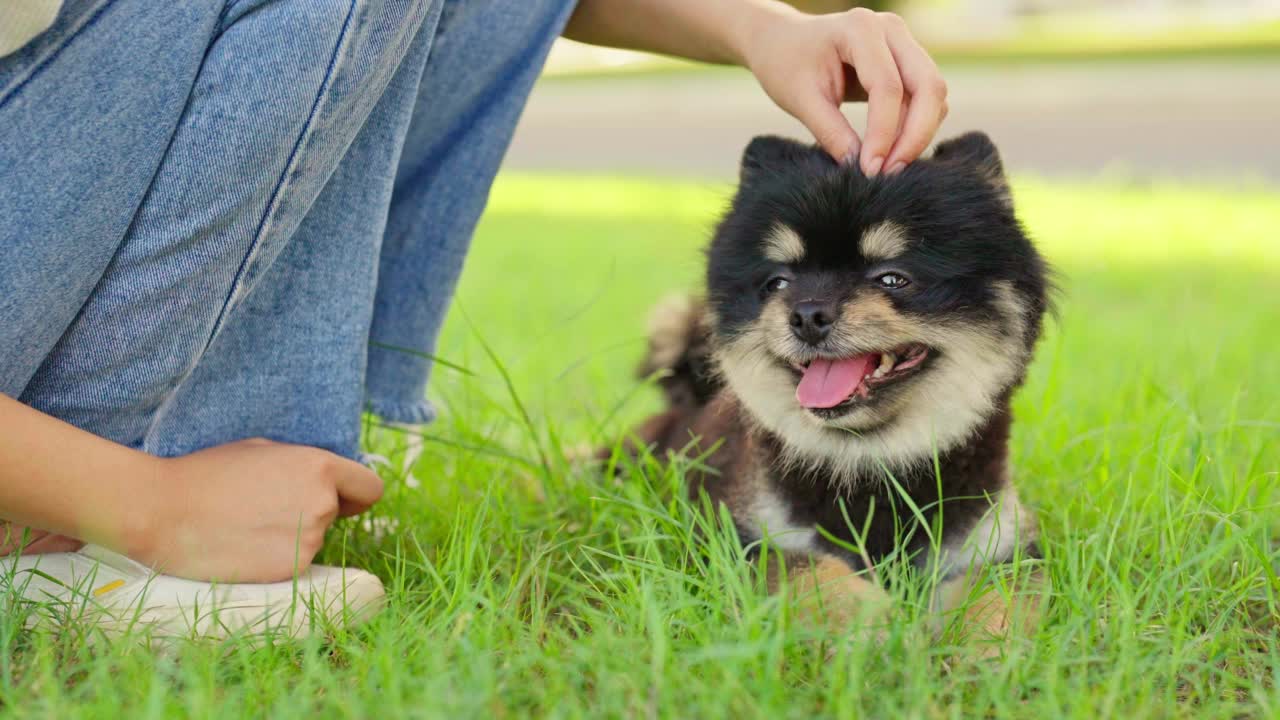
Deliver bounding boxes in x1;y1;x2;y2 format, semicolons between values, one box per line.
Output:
637;294;721;411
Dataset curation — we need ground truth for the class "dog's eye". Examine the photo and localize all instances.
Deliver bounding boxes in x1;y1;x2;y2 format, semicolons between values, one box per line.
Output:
763;276;791;293
877;273;910;289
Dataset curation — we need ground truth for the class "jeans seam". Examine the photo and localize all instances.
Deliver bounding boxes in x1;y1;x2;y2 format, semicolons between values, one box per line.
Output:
143;0;361;453
206;0;360;348
0;0;117;108
386;0;574;253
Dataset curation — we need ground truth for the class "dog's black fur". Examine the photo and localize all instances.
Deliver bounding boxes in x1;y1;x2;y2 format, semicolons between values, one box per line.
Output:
617;132;1051;629
711;133;1048;355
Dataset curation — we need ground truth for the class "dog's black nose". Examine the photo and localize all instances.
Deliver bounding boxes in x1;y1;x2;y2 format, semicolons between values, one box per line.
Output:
790;301;836;346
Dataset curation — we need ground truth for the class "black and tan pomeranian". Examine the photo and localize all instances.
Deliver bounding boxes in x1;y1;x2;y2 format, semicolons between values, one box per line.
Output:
615;132;1050;637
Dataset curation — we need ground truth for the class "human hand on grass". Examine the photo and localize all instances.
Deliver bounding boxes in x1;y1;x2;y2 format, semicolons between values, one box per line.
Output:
0;395;383;583
739;6;948;174
137;438;384;583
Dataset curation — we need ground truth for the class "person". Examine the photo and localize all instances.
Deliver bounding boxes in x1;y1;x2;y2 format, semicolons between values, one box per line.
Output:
0;0;947;638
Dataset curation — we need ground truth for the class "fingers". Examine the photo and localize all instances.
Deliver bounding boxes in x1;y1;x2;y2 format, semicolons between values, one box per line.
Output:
24;533;84;554
745;8;944;171
841;65;867;103
801;94;862;163
881;18;948;174
329;454;385;517
243;440;384;517
836;10;903;176
0;524;84;556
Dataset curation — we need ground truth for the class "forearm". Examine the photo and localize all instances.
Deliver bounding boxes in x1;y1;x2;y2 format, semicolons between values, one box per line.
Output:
0;394;156;552
564;0;802;67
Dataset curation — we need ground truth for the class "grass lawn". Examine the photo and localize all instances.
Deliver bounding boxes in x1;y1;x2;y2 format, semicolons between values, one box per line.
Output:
926;20;1280;64
3;174;1279;717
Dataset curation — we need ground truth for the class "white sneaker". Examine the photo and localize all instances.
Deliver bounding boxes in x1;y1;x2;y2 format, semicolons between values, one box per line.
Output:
2;545;385;642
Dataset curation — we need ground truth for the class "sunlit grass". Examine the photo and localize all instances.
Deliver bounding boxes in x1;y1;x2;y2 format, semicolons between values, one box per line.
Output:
2;173;1277;717
930;19;1280;64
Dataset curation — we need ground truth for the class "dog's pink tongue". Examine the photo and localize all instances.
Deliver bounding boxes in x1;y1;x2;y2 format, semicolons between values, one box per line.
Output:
795;354;878;409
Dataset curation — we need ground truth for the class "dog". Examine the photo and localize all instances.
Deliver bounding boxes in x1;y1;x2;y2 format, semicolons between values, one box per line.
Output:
613;131;1051;639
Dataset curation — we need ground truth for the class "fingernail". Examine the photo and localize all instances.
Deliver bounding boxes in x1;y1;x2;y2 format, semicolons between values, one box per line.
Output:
840;151;858;166
864;155;885;176
886;161;906;176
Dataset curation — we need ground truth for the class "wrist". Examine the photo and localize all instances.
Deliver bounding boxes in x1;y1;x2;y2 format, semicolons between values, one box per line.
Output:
84;450;169;562
727;0;803;69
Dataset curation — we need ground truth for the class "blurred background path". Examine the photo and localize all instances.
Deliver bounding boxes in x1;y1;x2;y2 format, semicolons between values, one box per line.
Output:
506;60;1279;182
504;0;1280;182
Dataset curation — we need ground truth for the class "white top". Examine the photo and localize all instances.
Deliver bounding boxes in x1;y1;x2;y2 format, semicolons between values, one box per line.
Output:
1;0;63;57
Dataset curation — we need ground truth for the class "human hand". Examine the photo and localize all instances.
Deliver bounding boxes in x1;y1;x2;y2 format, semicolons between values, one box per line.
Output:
0;523;83;556
739;6;947;175
136;438;384;583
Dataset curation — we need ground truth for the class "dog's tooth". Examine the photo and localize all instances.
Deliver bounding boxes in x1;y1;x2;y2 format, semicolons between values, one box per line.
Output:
875;352;895;377
871;353;890;378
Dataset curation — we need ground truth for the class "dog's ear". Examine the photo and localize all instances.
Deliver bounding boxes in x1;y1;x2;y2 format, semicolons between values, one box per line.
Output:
932;131;1005;178
932;131;1011;205
740;135;821;184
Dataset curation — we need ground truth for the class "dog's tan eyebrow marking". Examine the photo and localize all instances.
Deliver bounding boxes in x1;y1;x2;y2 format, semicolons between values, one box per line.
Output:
859;221;910;261
763;224;805;264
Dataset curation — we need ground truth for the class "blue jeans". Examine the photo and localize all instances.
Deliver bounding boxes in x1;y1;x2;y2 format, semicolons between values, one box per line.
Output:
0;0;576;459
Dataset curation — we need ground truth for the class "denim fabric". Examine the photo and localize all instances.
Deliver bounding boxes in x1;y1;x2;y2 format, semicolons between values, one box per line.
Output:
366;0;580;426
0;0;576;459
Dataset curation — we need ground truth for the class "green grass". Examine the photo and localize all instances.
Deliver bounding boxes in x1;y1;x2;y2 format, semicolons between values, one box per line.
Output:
928;20;1280;64
3;174;1279;717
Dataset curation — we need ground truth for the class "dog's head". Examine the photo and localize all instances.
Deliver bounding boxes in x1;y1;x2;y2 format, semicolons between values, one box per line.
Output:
707;132;1049;475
